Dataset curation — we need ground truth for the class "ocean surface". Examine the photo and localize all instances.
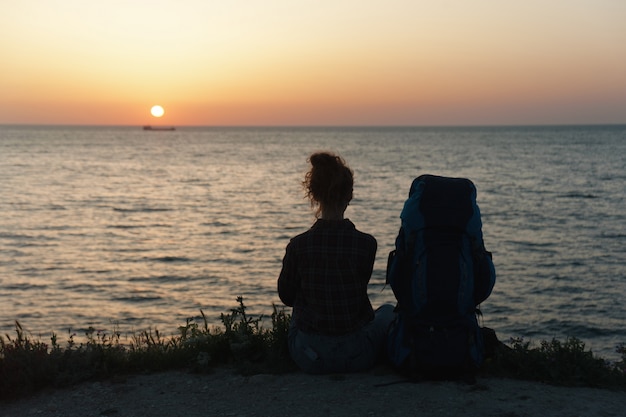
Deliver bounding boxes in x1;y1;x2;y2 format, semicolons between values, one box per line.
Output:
1;125;624;359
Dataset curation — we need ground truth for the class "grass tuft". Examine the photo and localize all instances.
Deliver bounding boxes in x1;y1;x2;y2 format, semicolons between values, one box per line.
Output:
0;297;295;401
1;298;625;402
482;336;626;389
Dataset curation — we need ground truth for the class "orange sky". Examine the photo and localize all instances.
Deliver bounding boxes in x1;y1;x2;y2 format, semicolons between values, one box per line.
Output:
1;1;625;126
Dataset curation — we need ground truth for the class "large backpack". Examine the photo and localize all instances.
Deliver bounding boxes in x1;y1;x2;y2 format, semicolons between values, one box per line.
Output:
386;174;496;380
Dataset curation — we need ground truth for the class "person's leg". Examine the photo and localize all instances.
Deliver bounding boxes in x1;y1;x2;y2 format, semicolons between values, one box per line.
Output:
288;306;396;374
288;324;324;374
288;325;372;374
364;303;396;358
368;304;396;340
333;304;397;372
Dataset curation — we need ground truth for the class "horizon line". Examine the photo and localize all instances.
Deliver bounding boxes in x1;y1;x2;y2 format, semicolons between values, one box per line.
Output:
2;122;625;129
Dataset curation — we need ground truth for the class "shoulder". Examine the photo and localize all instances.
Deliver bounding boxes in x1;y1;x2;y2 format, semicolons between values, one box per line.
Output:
355;228;376;244
348;221;377;247
346;219;374;237
284;227;316;251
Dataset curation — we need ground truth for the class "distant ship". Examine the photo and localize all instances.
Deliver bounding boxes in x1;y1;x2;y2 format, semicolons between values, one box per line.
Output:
143;125;175;131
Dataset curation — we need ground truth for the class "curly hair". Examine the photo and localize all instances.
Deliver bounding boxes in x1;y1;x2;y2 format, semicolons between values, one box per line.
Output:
303;152;354;218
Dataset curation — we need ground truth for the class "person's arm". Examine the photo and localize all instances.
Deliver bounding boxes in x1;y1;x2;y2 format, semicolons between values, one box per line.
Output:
365;237;377;284
277;242;298;307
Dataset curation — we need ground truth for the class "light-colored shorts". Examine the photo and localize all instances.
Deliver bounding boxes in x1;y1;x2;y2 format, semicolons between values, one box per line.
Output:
288;304;396;374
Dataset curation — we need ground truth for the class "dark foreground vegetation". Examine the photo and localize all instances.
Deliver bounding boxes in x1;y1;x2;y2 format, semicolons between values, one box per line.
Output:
1;297;625;402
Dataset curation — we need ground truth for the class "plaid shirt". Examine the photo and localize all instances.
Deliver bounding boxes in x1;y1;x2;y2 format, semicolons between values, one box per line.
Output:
278;219;376;336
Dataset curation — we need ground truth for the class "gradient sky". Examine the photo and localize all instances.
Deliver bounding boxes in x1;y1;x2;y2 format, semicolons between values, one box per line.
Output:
1;1;625;126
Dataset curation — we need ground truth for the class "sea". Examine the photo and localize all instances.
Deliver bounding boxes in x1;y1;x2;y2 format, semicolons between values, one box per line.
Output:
1;125;624;360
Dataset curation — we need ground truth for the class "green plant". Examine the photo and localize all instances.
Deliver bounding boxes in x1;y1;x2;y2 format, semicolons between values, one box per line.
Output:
615;344;626;375
0;296;295;401
484;336;626;389
0;322;57;398
219;296;291;374
2;298;625;403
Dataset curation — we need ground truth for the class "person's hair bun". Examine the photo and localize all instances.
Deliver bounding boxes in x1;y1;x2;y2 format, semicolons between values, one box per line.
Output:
304;152;354;218
309;152;339;168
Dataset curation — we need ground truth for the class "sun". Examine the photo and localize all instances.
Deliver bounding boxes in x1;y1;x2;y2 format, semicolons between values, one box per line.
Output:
150;105;165;118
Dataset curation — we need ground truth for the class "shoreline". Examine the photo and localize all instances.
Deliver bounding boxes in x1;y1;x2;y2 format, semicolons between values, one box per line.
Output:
2;366;624;417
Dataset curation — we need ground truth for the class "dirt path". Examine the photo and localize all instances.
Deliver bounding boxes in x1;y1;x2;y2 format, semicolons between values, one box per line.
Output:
2;367;624;417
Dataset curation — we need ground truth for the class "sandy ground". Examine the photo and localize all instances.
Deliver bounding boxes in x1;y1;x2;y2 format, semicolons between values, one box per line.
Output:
1;367;624;417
